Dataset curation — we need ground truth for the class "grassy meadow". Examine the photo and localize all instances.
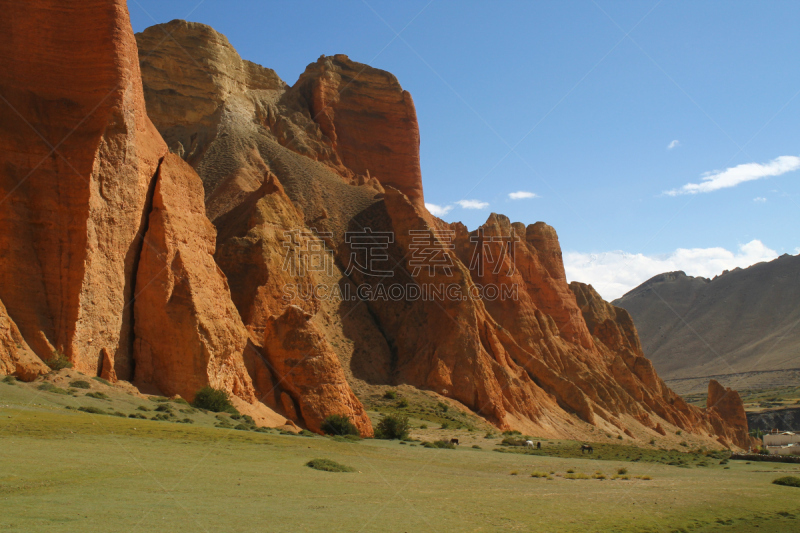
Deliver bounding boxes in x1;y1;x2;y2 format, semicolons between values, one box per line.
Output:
2;377;800;532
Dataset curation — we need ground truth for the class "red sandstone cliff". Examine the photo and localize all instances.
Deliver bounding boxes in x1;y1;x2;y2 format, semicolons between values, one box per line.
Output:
0;5;752;447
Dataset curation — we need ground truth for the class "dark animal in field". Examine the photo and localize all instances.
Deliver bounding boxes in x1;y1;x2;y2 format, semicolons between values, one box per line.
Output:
450;438;459;445
536;442;541;449
581;444;593;454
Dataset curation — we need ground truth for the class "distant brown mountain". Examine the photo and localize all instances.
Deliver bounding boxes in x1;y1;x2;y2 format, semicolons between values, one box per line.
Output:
613;254;800;392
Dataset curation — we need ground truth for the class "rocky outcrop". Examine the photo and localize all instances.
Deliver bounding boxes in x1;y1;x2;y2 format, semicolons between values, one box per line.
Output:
262;306;373;436
0;299;49;381
0;5;752;444
288;55;424;206
0;0;168;379
132;154;256;402
706;379;753;449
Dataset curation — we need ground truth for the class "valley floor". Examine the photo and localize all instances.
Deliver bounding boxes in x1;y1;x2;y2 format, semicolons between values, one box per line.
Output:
2;382;800;532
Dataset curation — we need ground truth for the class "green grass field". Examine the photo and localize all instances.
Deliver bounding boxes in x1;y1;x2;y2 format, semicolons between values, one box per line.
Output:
2;378;800;532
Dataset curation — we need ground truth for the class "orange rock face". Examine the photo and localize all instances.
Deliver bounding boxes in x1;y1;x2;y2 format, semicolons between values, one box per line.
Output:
262;306;373;437
0;6;753;444
132;154;256;403
706;379;753;449
0;298;49;381
0;0;167;379
289;55;425;206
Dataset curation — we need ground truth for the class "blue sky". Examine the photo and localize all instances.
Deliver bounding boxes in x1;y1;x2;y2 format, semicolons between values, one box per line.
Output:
129;0;800;299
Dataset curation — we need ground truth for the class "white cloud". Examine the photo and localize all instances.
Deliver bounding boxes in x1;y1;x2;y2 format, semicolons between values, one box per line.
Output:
564;240;778;301
795;247;800;255
425;203;452;217
753;197;767;203
456;199;489;209
665;155;800;196
667;140;680;150
508;191;538;200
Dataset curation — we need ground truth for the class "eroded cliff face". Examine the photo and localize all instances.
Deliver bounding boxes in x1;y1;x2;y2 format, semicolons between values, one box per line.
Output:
0;0;167;379
0;3;280;422
0;5;752;446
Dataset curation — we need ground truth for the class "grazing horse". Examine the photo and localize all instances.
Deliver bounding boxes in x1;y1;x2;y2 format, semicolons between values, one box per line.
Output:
581;444;593;454
450;438;459;446
524;440;534;447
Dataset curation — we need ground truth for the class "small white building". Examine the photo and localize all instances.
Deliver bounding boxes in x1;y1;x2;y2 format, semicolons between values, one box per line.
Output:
764;431;800;456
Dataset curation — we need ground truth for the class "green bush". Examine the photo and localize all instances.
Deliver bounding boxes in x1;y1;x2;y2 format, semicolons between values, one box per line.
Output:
178;418;194;424
154;404;172;413
92;376;111;386
78;406;106;415
2;375;18;384
321;414;360;437
37;383;70;395
234;423;250;431
440;422;450;430
129;413;147;419
472;445;481;449
617;467;628;475
306;459;355;472
69;380;91;389
45;351;72;371
437;402;449;412
383;390;397;400
773;476;800;488
192;386;236;413
397;398;409;408
136;405;150;412
85;392;109;400
422;440;455;449
375;413;410;440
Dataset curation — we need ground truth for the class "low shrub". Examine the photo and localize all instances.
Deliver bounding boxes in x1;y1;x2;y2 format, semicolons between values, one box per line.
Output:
437;402;449;412
472;445;481;449
440;422;449;430
510;471;518;476
45;351;72;371
420;424;428;429
321;414;360;437
85;392;109;400
136;405;151;412
91;376;111;386
112;411;126;418
306;459;354;472
375;414;410;440
397;398;409;408
383;390;397;400
530;471;548;478
773;476;800;488
2;375;18;384
299;430;316;437
592;473;607;480
69;380;91;389
192;386;236;413
234;423;250;431
565;473;590;480
502;430;521;436
129;413;147;419
38;383;70;395
617;467;628;475
154;404;172;412
179;418;194;424
421;440;455;449
78;406;106;415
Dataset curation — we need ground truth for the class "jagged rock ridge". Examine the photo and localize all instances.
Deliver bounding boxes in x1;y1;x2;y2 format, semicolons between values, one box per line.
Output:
0;5;752;447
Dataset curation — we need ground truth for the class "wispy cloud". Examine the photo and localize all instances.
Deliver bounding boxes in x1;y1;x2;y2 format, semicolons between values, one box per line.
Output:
508;191;538;200
753;197;767;203
425;203;452;217
667;140;680;150
665;155;800;196
564;240;777;300
456;199;489;209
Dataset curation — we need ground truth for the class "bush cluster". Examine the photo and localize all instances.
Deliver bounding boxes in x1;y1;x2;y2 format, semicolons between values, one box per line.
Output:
321;414;360;437
374;414;410;440
193;386;237;414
